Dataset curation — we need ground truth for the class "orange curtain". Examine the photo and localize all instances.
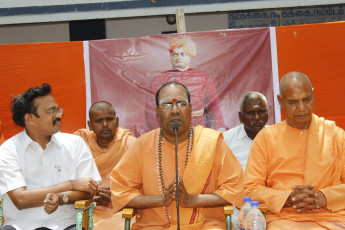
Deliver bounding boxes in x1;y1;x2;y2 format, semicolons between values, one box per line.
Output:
0;42;86;139
276;21;345;129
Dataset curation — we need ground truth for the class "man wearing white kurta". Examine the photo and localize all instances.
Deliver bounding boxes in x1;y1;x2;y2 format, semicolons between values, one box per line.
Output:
224;91;268;230
0;83;101;230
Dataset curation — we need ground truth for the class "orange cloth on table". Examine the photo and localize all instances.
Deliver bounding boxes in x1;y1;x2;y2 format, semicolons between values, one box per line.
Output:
268;219;345;230
111;125;244;229
244;114;345;229
0;120;5;145
74;127;136;230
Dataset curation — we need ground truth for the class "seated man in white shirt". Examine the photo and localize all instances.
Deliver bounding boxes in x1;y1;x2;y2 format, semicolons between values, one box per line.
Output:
0;83;101;230
223;91;268;230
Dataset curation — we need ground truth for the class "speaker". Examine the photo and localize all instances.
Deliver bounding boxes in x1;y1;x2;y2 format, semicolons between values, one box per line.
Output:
69;19;106;41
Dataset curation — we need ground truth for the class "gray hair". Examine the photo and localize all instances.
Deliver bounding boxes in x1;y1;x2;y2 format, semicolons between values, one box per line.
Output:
239;92;267;113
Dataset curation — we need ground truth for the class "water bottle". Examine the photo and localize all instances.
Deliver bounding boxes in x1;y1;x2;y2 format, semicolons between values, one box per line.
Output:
238;197;252;230
244;201;266;230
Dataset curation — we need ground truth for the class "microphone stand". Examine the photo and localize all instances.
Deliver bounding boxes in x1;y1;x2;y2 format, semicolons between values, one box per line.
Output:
173;122;180;230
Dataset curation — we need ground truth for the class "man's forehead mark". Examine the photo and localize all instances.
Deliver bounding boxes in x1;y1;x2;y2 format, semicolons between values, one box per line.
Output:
159;94;187;104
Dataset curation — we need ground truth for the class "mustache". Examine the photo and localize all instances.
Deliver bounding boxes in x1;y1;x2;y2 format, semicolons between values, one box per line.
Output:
100;128;112;132
169;115;182;120
53;118;61;125
251;120;264;126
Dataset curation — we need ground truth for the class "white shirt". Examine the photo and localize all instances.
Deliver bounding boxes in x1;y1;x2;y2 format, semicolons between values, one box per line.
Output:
224;124;253;171
0;131;101;230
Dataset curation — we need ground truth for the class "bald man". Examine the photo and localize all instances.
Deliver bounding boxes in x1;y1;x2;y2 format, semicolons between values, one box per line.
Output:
74;101;136;230
244;72;345;229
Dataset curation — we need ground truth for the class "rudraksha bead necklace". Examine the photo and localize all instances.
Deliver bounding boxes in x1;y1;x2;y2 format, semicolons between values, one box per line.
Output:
156;126;194;225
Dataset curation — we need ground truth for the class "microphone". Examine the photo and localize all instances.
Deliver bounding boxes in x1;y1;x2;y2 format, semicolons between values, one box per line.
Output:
173;122;180;230
173;122;179;132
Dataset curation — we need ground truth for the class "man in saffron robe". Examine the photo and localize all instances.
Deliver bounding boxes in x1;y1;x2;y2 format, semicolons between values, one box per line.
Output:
244;71;345;229
74;101;136;230
145;36;225;131
111;82;244;229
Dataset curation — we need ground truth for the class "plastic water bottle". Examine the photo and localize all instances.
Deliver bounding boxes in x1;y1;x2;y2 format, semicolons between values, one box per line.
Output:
238;197;252;230
244;201;266;230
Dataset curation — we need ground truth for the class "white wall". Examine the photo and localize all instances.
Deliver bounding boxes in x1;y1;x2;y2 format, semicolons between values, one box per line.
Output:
1;0;343;25
0;13;229;44
106;16;177;39
0;22;69;44
106;13;228;39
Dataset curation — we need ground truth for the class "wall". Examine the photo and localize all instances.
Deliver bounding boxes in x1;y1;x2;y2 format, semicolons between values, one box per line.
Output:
1;3;344;44
2;0;340;25
0;13;228;44
0;22;69;44
106;13;228;39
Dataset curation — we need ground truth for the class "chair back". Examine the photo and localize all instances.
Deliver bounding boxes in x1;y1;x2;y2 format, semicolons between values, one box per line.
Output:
0;198;3;227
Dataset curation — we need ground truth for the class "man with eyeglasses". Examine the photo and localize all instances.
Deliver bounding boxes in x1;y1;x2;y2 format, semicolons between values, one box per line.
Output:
0;83;101;230
223;91;268;230
74;101;136;230
111;82;244;229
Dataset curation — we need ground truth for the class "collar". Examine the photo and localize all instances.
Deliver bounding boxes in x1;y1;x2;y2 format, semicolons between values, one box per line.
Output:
173;66;190;72
50;132;63;148
22;130;62;149
22;129;34;151
238;124;269;140
283;120;309;131
238;124;250;141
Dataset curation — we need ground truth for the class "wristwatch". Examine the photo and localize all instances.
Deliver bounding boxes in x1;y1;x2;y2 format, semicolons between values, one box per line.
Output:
62;192;69;204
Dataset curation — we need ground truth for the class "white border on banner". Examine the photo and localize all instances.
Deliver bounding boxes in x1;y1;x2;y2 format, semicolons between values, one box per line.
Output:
83;40;91;128
270;27;281;123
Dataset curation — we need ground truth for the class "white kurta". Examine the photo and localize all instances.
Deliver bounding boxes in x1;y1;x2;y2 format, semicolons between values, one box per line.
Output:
224;124;253;171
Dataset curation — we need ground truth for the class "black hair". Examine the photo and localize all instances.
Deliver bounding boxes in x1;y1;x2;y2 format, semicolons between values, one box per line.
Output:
155;82;191;107
11;83;52;127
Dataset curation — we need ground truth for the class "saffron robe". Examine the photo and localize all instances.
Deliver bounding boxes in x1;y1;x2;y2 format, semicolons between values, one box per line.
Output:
111;125;244;229
145;69;225;131
74;127;136;230
244;114;345;229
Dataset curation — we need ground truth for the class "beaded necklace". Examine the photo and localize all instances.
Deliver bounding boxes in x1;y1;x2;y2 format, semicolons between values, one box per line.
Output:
156;126;194;225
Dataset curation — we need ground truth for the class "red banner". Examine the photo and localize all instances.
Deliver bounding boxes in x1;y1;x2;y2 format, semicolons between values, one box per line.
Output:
89;28;275;136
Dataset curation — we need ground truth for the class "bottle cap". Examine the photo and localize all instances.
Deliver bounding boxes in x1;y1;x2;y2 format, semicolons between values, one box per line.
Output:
244;197;251;202
251;201;259;207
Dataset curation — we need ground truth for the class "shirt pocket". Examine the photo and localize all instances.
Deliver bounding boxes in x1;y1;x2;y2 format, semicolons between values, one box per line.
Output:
55;165;76;183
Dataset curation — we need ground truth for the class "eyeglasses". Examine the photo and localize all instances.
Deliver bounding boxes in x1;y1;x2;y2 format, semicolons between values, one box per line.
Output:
159;102;189;111
46;108;63;117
